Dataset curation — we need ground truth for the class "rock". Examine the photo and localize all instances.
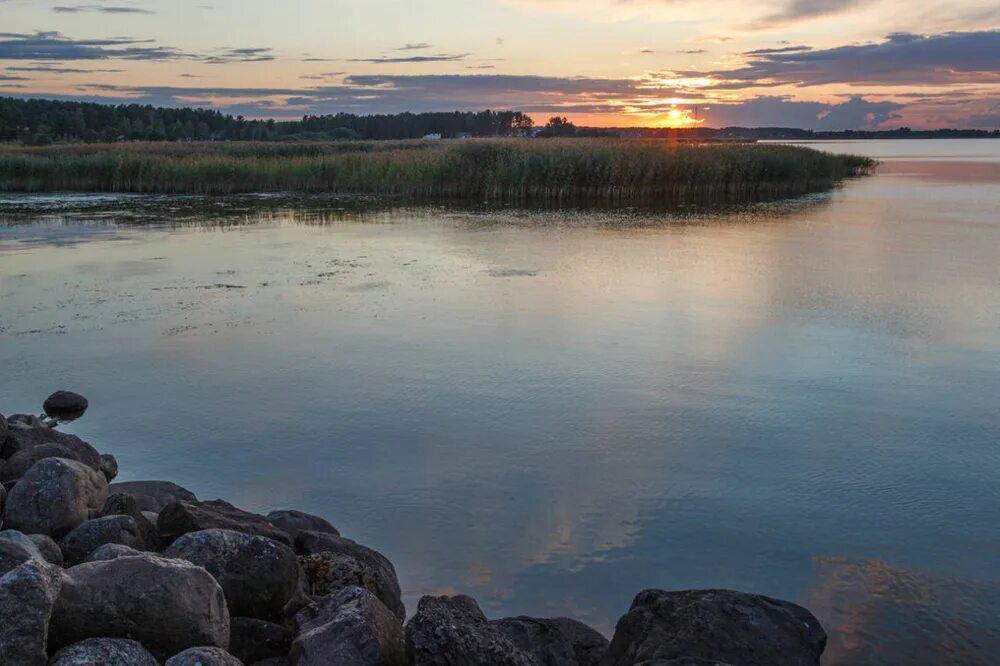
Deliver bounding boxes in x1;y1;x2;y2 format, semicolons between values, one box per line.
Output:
159;500;291;547
59;514;144;565
101;492;159;550
290;586;407;666
0;430;103;481
295;531;404;621
602;589;827;666
49;553;230;660
0;558;63;666
229;617;293;664
99;453;119;482
0;530;43;575
405;594;538;666
266;510;339;542
165;529;300;622
49;637;159;666
84;542;143;562
0;412;7;443
109;480;198;513
250;659;289;666
2;457;108;538
43;391;89;421
0;482;5;515
28;533;64;566
635;657;735;666
493;616;608;666
166;647;244;666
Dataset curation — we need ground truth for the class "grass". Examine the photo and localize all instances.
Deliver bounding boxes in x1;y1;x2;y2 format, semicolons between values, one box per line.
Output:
0;139;874;204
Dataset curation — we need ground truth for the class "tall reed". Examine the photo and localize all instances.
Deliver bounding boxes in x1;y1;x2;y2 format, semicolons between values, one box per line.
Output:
0;139;874;203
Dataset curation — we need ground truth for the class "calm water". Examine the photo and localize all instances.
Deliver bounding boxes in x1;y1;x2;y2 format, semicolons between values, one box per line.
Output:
2;140;999;665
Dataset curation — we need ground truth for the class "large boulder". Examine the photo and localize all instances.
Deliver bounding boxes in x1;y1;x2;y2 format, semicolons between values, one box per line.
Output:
59;514;145;565
2;457;108;538
1;421;100;464
28;533;64;566
43;391;89;421
158;500;291;547
0;558;63;666
49;638;159;666
108;480;198;513
295;531;404;621
49;553;230;660
602;589;827;666
493;616;608;666
100;492;159;550
166;647;244;665
266;510;339;542
84;542;143;562
0;530;44;576
99;453;119;482
1;433;102;482
0;482;5;515
165;529;300;621
230;617;293;664
405;594;538;666
290;586;407;666
0;412;7;443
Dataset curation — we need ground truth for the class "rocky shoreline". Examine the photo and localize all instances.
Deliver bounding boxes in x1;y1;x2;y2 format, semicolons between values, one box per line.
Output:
1;394;828;665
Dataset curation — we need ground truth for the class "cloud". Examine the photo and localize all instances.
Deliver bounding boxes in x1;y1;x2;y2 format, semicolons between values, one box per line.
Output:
0;31;182;61
52;5;156;14
345;53;472;64
7;65;125;73
703;95;904;129
202;47;276;64
749;0;873;28
397;43;432;50
705;30;1000;86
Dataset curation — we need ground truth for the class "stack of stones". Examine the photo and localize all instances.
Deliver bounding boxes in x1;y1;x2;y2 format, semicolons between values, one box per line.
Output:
0;393;828;665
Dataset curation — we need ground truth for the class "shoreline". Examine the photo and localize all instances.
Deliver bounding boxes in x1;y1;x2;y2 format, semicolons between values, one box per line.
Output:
1;395;828;665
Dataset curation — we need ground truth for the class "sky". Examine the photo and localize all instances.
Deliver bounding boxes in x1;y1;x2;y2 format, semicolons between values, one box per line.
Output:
0;0;998;129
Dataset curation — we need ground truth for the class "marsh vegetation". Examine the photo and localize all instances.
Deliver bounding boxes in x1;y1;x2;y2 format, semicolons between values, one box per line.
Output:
0;139;874;204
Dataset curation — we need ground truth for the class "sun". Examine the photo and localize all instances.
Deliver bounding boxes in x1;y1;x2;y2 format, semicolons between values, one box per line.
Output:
654;107;702;129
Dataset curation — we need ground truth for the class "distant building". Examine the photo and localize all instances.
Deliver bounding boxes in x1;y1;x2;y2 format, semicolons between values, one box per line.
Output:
423;133;442;140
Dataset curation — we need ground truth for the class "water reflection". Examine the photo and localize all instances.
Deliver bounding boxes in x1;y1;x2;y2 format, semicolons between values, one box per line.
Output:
1;140;999;665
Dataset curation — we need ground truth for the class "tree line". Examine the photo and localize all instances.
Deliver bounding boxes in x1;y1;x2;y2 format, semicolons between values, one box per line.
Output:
0;97;537;144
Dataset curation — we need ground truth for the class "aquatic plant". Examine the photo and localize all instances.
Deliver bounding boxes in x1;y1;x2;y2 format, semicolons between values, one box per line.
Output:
0;139;874;204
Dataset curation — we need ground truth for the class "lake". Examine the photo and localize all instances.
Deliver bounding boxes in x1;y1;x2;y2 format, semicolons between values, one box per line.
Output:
2;139;998;665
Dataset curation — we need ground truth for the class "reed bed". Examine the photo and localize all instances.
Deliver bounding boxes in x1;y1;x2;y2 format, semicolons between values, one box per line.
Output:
0;139;874;204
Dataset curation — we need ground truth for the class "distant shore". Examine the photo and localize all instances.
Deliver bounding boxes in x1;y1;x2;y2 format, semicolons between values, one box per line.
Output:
0;139;874;205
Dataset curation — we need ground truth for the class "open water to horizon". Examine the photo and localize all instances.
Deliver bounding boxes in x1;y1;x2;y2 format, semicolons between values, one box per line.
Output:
1;139;998;665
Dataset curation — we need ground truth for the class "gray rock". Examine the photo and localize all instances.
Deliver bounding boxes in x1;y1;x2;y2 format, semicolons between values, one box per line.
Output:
0;482;5;515
101;492;159;550
99;453;119;482
2;457;108;538
295;531;404;621
493;616;608;666
28;533;64;566
84;542;143;562
250;659;289;666
0;530;43;576
0;412;7;443
165;529;300;622
229;617;293;664
634;659;735;666
290;586;406;666
166;647;243;666
158;500;291;547
405;594;538;666
0;558;63;666
43;391;89;421
49;637;159;666
1;433;103;482
59;514;144;565
108;480;198;513
266;510;338;542
602;589;827;666
49;553;230;661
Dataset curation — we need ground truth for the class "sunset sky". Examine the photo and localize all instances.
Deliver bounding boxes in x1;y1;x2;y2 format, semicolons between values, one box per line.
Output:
1;0;998;129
